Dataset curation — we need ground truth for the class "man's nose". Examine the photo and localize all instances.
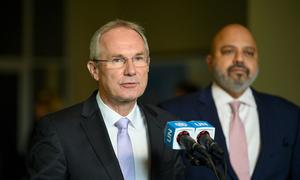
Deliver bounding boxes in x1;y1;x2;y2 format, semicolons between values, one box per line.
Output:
233;50;244;64
124;59;136;76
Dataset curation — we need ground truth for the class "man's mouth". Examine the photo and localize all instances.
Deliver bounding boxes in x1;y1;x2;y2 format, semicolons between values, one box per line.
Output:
120;82;138;88
228;65;249;76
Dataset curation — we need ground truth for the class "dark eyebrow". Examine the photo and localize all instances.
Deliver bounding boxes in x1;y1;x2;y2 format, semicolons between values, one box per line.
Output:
220;45;235;50
111;54;124;58
244;46;256;51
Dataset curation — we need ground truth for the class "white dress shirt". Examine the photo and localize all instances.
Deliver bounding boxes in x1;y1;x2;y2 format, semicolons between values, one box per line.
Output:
211;83;261;176
96;92;150;180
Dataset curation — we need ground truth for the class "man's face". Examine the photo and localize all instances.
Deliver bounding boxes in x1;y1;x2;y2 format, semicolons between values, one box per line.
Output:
207;25;259;96
92;27;149;105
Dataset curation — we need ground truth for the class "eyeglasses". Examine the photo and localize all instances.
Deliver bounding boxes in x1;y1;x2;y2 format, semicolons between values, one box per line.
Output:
92;55;150;69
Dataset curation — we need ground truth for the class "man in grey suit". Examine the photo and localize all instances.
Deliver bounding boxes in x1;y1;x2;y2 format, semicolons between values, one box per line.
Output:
27;19;185;180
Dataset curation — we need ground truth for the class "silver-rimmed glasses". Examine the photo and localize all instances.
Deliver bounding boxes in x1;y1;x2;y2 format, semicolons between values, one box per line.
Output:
92;55;150;69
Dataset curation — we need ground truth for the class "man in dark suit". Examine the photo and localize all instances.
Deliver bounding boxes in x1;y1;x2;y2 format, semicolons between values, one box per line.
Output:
27;19;185;180
159;24;300;180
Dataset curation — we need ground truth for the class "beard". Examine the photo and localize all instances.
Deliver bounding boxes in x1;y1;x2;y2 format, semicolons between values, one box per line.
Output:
213;62;259;94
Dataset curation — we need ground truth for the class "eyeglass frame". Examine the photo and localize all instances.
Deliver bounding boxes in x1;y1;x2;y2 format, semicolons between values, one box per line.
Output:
91;54;150;68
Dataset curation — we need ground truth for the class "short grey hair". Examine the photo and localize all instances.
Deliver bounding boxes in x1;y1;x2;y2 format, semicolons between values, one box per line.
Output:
89;19;149;60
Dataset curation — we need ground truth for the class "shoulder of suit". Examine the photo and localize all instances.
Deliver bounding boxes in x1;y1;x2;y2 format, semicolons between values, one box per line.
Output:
139;103;178;119
162;91;201;104
253;89;299;111
38;102;84;127
40;91;99;124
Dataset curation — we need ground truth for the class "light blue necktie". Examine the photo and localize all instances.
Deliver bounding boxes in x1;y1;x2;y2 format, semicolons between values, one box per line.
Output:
115;118;135;180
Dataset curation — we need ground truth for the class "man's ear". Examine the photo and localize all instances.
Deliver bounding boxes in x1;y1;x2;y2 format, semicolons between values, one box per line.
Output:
206;54;213;70
87;61;100;81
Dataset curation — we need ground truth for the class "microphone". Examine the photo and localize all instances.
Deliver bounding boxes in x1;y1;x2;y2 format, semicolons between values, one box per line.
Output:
165;121;226;180
188;121;224;157
176;131;206;153
188;121;215;140
164;121;195;150
196;133;226;180
164;121;210;166
189;121;227;180
197;131;224;156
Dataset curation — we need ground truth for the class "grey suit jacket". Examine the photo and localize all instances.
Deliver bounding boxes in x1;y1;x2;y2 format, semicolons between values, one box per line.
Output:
27;91;185;180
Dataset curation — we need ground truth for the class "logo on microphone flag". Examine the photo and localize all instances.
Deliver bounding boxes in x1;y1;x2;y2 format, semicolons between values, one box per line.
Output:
188;121;215;140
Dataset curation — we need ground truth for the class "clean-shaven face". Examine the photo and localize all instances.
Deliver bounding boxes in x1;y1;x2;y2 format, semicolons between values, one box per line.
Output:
97;27;149;104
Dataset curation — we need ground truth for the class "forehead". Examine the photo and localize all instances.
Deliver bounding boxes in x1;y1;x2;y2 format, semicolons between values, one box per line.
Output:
213;25;257;50
100;27;145;51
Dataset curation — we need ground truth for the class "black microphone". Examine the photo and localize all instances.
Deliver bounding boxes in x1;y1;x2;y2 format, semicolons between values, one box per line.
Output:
164;121;213;166
165;121;225;179
178;131;223;177
197;131;224;157
197;131;227;180
177;131;207;153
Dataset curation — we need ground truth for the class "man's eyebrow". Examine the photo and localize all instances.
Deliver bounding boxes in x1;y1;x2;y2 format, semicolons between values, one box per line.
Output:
221;45;235;49
110;52;145;57
111;54;124;57
244;46;256;51
135;52;146;56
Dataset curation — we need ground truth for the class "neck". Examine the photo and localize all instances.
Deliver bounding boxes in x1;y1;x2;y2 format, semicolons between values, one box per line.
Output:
228;91;243;99
100;94;136;116
224;87;246;99
214;82;246;99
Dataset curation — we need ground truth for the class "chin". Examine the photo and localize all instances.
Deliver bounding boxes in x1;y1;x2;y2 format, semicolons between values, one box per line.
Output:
118;94;140;102
118;97;138;104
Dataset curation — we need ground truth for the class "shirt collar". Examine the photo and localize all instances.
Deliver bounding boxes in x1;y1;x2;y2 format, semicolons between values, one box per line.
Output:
96;91;139;128
212;82;256;108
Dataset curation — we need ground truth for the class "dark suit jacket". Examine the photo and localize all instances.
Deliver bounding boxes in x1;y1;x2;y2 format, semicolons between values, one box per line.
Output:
159;86;300;180
27;91;185;180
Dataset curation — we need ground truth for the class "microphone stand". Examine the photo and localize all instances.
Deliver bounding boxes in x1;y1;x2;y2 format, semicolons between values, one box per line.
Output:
211;151;227;180
186;148;226;180
176;131;226;180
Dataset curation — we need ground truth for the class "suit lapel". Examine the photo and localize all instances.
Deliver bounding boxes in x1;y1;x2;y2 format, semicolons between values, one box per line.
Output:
196;86;238;180
80;92;124;180
251;90;272;179
139;104;164;179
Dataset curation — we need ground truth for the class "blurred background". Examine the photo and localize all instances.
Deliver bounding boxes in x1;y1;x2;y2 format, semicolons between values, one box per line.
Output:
0;0;299;179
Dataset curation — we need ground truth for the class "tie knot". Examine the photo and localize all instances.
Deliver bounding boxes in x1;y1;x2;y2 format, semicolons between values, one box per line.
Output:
115;118;130;129
229;101;241;113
